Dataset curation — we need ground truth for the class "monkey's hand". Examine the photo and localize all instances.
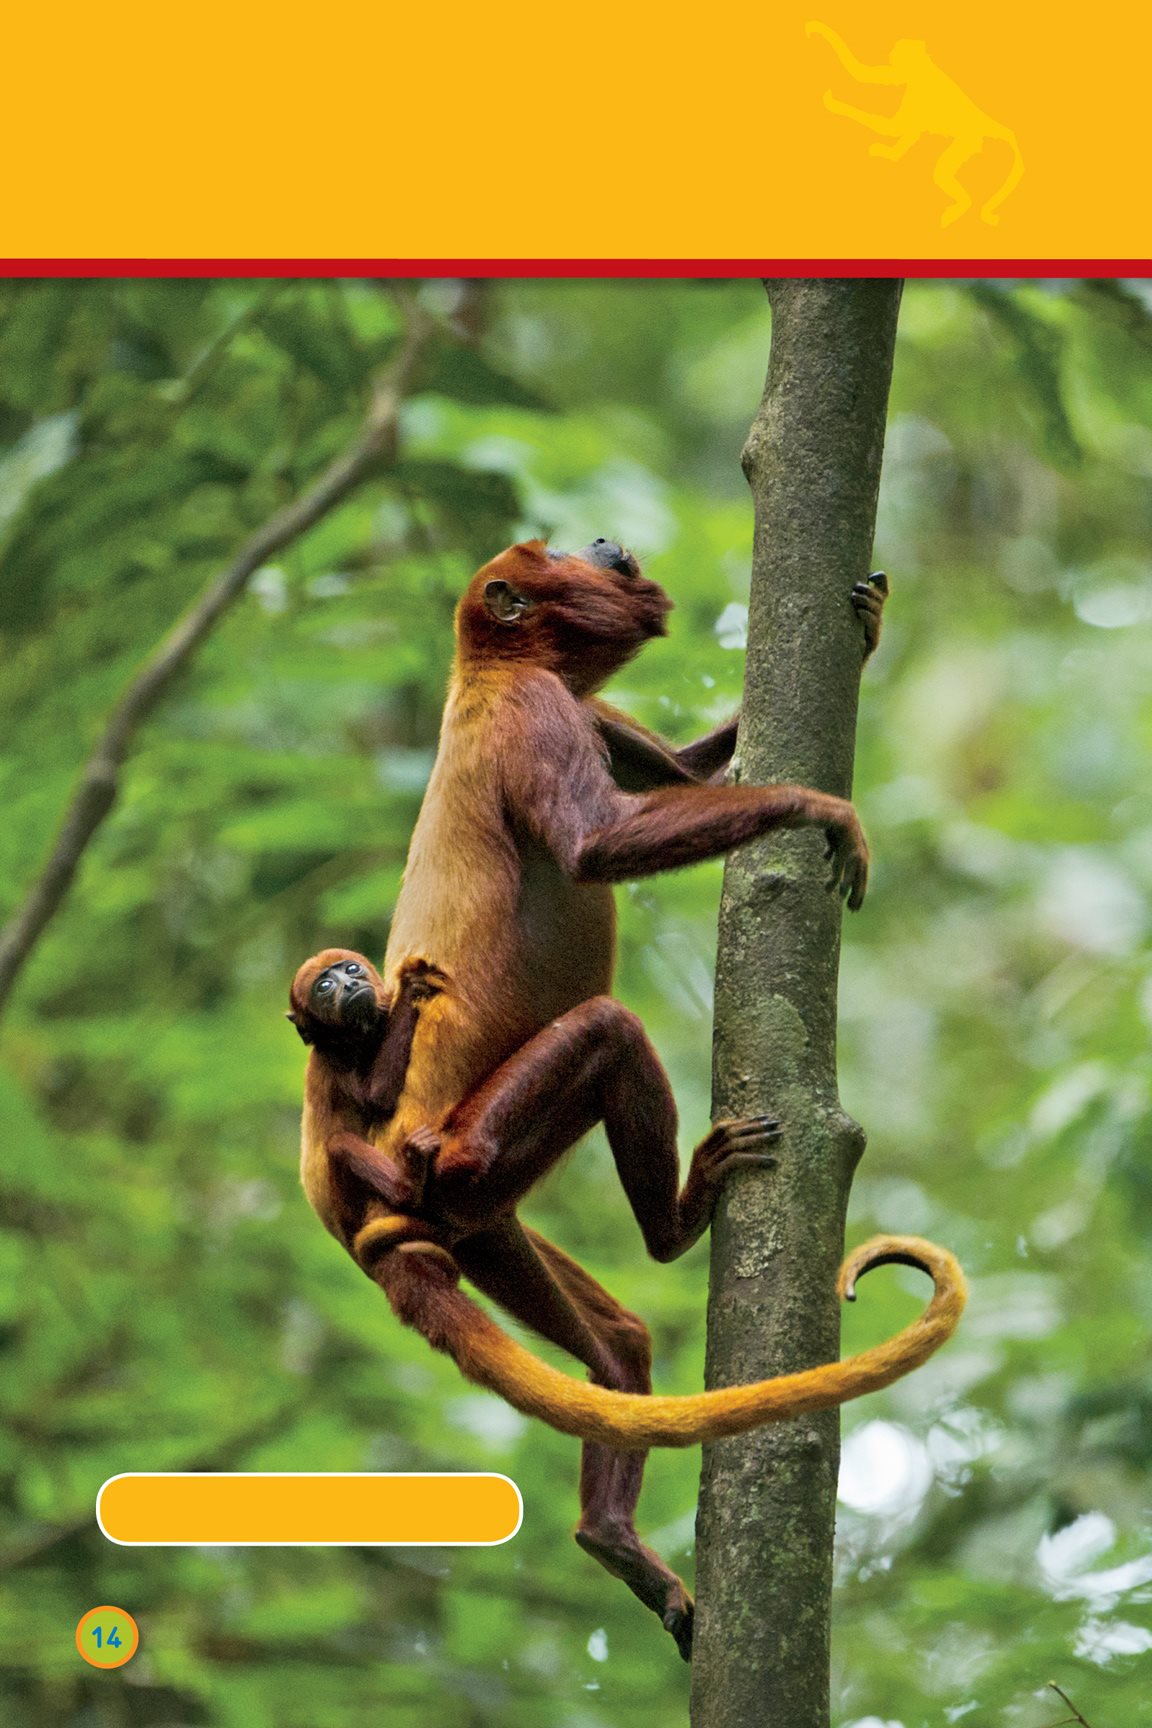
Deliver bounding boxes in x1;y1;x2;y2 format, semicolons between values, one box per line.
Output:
654;1116;782;1261
819;799;869;910
851;570;889;660
398;1125;442;1211
402;962;450;1005
329;1132;419;1211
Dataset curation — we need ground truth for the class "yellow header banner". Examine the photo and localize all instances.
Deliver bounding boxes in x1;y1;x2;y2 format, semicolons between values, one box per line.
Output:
1;3;1144;263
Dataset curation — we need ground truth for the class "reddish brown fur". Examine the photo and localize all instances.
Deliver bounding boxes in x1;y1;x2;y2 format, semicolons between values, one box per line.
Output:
378;542;872;1151
295;968;965;1663
454;538;673;694
294;545;953;1659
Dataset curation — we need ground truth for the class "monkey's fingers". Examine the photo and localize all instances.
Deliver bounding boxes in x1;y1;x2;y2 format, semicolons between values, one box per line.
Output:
825;829;868;910
852;572;889;657
825;857;868;909
399;1126;442;1207
850;583;884;616
405;1125;441;1158
408;966;449;1002
824;833;851;891
844;850;869;911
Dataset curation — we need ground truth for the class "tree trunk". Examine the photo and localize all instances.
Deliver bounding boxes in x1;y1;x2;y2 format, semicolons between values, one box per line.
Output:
690;278;901;1728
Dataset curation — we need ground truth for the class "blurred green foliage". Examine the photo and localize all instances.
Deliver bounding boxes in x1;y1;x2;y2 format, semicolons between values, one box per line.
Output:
1;276;1151;1727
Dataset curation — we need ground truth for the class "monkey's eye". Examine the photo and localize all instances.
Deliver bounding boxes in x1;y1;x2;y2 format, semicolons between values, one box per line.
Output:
346;963;362;976
316;978;335;994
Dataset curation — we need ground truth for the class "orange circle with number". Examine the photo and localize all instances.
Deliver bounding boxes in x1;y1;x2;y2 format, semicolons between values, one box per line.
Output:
75;1606;139;1669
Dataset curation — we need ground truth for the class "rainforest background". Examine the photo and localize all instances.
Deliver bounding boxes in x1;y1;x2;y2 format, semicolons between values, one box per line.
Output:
1;276;1150;1727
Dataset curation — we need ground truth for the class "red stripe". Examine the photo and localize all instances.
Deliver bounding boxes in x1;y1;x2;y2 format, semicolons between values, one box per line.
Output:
0;260;1148;279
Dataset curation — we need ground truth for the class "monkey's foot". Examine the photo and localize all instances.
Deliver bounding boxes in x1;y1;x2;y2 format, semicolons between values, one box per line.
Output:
575;1525;695;1661
851;570;889;658
669;1117;782;1257
692;1116;782;1185
662;1591;695;1663
940;200;971;228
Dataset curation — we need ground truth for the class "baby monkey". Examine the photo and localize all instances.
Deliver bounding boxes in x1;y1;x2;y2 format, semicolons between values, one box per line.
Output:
289;944;780;1276
288;948;452;1265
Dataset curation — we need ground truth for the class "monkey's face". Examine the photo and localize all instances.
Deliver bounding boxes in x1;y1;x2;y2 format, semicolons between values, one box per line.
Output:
456;539;673;694
288;948;386;1044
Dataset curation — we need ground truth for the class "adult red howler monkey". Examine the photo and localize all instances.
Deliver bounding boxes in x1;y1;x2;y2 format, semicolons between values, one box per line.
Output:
293;540;964;1658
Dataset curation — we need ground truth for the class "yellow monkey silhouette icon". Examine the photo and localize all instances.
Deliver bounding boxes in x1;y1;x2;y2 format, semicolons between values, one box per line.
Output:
807;22;1023;227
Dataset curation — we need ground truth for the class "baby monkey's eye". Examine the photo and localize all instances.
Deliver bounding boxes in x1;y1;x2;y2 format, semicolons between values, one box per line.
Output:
346;963;362;975
316;978;335;993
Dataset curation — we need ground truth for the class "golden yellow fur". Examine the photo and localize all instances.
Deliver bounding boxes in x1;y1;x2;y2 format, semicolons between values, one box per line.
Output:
366;1231;966;1450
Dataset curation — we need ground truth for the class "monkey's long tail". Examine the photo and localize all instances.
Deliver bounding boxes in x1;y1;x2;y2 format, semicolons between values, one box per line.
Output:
982;130;1024;225
364;1231;965;1450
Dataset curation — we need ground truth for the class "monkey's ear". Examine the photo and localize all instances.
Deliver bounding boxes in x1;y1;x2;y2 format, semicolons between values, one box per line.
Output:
286;1011;314;1046
484;578;531;625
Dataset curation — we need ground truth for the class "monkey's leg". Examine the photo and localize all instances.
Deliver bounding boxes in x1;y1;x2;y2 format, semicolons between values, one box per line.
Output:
428;998;778;1260
453;1218;695;1660
934;136;980;226
428;997;659;1229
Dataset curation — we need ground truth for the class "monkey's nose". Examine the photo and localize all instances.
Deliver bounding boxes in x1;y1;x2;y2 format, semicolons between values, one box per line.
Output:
578;538;629;571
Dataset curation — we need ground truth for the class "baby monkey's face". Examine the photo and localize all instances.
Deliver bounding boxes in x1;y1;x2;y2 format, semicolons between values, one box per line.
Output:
310;956;380;1030
288;948;385;1041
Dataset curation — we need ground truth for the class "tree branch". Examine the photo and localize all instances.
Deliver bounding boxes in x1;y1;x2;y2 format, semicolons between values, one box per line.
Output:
0;304;436;1022
1043;1682;1097;1728
691;279;901;1728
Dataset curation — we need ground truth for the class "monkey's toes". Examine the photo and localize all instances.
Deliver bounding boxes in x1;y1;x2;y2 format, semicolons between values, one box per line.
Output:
703;1116;782;1159
663;1598;695;1662
723;1115;783;1147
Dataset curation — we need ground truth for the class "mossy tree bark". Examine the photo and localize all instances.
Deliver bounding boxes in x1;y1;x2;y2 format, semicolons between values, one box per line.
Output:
690;278;902;1728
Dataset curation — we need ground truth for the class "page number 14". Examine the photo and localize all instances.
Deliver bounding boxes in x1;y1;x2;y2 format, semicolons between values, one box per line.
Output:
75;1606;139;1669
